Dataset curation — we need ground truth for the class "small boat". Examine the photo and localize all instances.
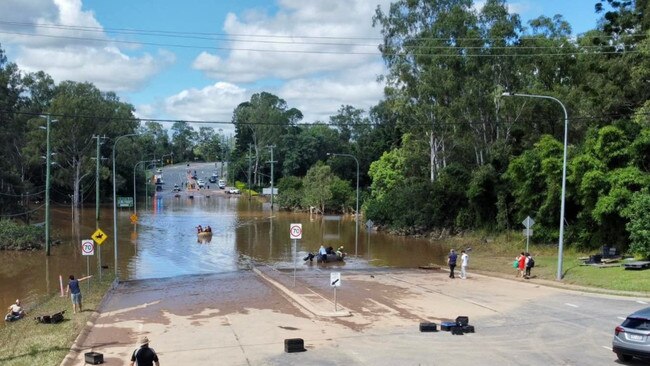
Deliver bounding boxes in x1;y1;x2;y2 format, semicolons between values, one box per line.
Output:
316;253;345;263
197;231;213;238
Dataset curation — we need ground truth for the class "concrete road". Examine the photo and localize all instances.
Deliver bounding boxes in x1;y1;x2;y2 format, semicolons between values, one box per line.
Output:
62;268;650;365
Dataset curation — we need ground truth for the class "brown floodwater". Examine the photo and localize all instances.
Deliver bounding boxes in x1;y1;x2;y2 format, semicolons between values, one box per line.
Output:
0;191;446;321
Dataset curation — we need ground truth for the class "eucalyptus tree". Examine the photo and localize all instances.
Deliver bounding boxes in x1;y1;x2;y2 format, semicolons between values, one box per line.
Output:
35;81;136;208
170;121;197;163
232;92;302;186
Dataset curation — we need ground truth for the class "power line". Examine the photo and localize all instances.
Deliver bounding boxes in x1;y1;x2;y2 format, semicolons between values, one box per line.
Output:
5;109;649;130
1;19;644;43
0;29;642;57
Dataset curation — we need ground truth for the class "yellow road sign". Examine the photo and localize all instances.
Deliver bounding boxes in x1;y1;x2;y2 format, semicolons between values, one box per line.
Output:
130;213;138;224
92;228;108;245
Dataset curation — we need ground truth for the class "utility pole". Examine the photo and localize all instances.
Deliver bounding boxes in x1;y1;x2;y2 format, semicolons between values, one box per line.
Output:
267;145;276;209
45;115;51;256
248;144;252;201
93;135;107;221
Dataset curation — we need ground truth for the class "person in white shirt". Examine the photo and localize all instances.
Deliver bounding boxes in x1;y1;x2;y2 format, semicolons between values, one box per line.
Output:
460;250;469;279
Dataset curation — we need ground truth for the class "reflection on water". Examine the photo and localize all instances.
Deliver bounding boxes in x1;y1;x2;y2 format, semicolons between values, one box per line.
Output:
0;192;444;321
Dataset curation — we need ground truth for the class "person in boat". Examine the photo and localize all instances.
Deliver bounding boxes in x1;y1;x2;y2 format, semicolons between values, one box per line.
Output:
326;246;334;255
196;225;203;233
6;299;26;320
336;246;345;258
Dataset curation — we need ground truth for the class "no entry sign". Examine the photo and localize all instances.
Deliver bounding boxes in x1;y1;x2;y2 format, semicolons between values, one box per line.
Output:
289;223;302;239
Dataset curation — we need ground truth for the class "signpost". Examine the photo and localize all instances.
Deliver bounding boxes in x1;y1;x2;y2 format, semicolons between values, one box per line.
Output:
82;239;94;290
92;228;107;281
330;272;341;311
366;219;373;259
290;224;302;287
522;216;535;253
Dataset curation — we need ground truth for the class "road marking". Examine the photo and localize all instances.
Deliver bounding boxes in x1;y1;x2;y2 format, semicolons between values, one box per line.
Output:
617;316;626;320
564;303;579;308
602;346;612;351
637;300;648;305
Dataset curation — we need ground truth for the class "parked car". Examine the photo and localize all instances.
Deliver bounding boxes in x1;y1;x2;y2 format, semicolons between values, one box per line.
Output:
172;184;181;192
218;179;226;189
209;175;218;183
197;179;205;188
227;189;240;195
613;306;650;362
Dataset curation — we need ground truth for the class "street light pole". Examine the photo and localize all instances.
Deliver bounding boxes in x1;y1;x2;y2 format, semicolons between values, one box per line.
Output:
161;153;173;166
327;153;360;257
112;133;137;278
267;145;276;209
133;159;157;214
502;92;568;281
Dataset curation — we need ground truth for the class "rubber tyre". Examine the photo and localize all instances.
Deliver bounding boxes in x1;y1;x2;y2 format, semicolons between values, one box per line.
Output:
616;352;632;362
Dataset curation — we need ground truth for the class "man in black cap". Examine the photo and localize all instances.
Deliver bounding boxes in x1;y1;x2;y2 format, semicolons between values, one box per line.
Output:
130;336;160;366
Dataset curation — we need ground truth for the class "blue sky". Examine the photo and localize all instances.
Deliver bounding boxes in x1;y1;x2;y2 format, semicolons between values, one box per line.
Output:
0;0;603;133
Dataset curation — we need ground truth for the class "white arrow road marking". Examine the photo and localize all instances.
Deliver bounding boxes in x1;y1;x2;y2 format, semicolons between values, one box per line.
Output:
565;303;579;308
637;300;648;305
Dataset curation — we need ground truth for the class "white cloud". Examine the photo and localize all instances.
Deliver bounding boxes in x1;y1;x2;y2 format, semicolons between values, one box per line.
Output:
279;62;385;122
187;0;389;126
1;0;171;92
192;0;390;83
149;81;247;123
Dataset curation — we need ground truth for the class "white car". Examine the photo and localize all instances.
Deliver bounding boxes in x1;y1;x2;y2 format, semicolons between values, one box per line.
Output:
227;189;240;195
197;179;205;188
218;179;226;189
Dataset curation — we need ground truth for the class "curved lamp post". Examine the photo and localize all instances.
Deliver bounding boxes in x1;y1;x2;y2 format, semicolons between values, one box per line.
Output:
133;159;159;214
112;134;137;278
161;152;173;166
327;153;359;257
502;92;568;281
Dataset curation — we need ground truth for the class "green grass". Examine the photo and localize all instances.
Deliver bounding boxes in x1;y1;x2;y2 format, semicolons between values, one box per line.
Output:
0;274;115;366
443;231;650;294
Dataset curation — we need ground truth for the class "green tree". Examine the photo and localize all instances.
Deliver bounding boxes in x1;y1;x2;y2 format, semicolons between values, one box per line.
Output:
622;190;650;258
301;163;334;214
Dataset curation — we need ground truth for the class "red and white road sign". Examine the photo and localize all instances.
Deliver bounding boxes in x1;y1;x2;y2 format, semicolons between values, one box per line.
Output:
289;223;302;239
81;239;95;256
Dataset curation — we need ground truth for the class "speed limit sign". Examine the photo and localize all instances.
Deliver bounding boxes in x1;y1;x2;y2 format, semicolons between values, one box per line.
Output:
289;223;302;239
81;239;95;256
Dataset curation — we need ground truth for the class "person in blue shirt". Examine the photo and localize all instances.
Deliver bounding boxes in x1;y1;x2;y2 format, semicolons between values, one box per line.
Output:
447;249;458;279
66;274;92;314
318;245;328;261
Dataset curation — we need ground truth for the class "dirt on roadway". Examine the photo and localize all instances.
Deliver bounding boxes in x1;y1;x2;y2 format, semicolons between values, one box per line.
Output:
61;266;647;365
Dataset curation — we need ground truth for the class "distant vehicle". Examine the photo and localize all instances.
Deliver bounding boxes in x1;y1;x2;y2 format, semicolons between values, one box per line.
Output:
172;184;181;192
227;189;240;195
613;306;650;362
156;168;162;173
209;174;218;183
218;179;226;189
197;179;205;188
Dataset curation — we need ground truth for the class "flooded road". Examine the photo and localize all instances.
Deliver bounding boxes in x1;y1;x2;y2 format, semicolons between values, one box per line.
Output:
0;174;445;319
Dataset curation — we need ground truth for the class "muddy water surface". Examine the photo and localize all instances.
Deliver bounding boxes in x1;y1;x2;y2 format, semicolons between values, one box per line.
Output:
0;191;445;320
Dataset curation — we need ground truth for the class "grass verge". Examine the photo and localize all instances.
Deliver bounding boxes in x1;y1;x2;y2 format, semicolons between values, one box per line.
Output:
442;232;650;294
0;273;115;366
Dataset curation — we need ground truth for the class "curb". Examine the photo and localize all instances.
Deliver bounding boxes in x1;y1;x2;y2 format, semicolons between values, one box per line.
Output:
59;278;119;366
252;267;351;317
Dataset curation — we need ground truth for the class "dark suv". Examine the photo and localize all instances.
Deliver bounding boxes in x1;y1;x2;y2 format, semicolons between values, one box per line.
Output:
613;306;650;362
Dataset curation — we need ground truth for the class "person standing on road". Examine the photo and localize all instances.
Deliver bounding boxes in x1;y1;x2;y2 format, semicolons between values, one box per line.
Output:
447;249;457;279
525;252;534;278
460;250;469;279
518;252;526;278
66;274;92;314
130;336;160;366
